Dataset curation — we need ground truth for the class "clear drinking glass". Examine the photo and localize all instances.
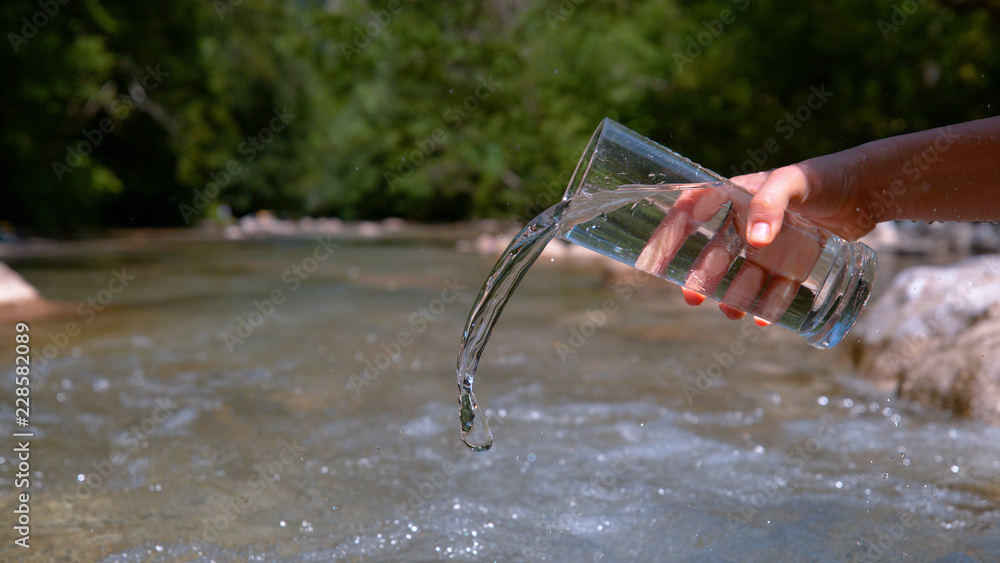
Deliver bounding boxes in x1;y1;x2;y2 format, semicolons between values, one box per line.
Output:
559;118;877;349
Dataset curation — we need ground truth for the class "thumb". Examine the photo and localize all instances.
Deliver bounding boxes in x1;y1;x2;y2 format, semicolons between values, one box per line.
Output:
744;166;807;247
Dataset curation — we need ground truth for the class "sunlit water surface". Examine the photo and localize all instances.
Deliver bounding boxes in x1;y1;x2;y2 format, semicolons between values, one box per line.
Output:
0;229;998;562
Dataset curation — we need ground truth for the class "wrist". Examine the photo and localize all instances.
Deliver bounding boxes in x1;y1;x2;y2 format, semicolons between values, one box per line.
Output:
815;145;893;223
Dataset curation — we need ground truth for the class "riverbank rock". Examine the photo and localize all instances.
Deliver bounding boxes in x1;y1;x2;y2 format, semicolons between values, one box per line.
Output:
852;254;1000;424
0;261;62;321
861;221;1000;256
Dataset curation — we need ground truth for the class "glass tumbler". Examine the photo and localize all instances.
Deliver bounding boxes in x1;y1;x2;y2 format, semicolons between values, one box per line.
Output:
559;118;877;349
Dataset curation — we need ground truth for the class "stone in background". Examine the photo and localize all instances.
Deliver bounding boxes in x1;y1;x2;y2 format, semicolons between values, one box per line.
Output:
852;253;1000;424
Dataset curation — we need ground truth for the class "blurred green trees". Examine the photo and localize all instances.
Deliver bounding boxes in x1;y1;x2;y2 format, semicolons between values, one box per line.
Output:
1;0;997;233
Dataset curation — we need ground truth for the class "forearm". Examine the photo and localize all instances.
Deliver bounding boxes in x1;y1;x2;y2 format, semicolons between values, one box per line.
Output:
822;116;1000;223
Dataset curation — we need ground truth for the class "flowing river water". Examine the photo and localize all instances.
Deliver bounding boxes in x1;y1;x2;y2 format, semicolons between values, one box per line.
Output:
0;227;998;562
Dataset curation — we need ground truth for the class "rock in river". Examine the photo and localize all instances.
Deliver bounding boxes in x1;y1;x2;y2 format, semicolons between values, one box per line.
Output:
0;261;61;321
853;254;1000;424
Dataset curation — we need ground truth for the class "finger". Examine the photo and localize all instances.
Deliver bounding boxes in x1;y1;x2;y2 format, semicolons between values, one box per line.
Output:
689;186;733;223
686;238;733;298
636;209;692;275
684;192;742;302
752;276;800;323
636;188;722;275
720;261;767;314
719;303;746;320
682;288;707;306
729;171;770;194
745;223;824;283
745;167;808;248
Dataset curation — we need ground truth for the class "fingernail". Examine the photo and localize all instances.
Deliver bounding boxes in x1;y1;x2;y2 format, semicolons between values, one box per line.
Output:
749;222;770;245
754;317;771;327
720;304;746;320
683;290;707;306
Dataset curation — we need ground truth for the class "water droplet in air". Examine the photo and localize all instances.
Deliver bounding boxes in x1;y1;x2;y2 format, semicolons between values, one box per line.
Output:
459;387;493;451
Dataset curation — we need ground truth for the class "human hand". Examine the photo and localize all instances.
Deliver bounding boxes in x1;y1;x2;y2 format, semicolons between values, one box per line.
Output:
658;160;877;322
646;116;1000;322
636;164;859;323
734;162;877;247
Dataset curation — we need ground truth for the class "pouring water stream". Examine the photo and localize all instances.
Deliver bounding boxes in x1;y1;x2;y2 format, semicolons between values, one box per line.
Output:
455;183;723;450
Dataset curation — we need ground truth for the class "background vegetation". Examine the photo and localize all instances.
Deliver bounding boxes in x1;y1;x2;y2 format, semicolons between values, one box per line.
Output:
2;0;997;234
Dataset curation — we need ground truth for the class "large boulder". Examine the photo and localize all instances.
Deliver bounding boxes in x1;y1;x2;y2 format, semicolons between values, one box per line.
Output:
0;261;59;321
852;254;1000;424
861;221;1000;255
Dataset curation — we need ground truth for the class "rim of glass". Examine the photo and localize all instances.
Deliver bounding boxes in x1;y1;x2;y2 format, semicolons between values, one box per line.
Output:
562;118;612;201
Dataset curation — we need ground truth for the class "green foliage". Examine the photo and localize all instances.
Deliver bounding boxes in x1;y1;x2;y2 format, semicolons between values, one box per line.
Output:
1;0;997;233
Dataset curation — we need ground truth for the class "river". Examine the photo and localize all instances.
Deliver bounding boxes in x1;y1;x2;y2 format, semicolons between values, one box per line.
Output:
0;226;997;562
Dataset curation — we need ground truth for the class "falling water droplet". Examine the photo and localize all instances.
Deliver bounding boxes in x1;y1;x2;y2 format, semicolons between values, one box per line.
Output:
459;383;493;451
